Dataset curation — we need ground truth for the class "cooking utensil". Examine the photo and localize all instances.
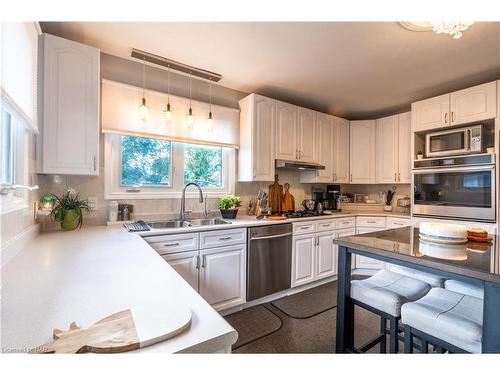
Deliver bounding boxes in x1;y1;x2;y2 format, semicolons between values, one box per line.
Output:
34;304;191;354
268;175;284;214
282;183;295;212
302;199;315;211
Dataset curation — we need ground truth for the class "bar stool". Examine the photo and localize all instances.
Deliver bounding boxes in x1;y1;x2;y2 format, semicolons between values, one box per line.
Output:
350;270;431;353
444;279;484;299
387;264;446;288
402;287;483;353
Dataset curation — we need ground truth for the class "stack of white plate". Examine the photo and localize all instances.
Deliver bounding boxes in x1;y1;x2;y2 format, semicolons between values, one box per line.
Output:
419;222;468;244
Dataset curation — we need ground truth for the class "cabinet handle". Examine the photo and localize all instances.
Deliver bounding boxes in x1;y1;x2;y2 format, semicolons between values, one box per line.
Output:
219;236;232;241
342;221;351;225
451;111;455;122
295;149;298;159
394;173;397;182
300;226;310;230
253;169;256;178
202;255;207;268
398;172;401;182
350;174;353;182
321;223;330;227
298;150;302;159
195;255;200;269
163;242;180;247
445;113;448;124
333;173;336;181
93;156;97;171
366;221;377;224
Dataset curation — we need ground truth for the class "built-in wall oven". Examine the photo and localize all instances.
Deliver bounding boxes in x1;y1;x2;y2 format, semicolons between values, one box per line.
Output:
412;154;496;222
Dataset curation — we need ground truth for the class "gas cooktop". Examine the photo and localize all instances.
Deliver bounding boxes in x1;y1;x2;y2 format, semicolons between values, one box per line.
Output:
284;210;337;218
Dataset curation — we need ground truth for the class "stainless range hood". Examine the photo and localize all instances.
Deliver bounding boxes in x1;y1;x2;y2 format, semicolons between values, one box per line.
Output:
275;159;326;171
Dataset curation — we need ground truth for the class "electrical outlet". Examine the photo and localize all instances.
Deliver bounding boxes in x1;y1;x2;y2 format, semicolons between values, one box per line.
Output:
87;197;98;210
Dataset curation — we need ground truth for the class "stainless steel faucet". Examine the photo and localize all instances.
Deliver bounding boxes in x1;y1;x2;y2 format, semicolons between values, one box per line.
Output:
179;182;204;221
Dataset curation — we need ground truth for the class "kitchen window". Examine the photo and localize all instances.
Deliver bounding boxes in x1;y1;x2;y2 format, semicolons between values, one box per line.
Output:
105;134;234;199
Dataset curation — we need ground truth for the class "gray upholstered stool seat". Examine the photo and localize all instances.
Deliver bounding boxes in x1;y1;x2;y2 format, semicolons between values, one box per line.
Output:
351;270;431;316
401;287;483;353
445;279;484;299
387;264;446;288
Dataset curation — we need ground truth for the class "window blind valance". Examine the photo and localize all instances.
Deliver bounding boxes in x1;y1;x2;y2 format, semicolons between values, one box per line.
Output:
101;79;240;148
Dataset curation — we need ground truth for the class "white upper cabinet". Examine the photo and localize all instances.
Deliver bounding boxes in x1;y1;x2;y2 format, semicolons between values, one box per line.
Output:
299;112;333;183
398;112;412;183
276;100;298;161
350;120;376;184
297;107;317;163
238;94;276;182
376;114;399;183
411;93;450;132
450;81;497;125
333;117;350;183
37;33;100;175
411;81;497;132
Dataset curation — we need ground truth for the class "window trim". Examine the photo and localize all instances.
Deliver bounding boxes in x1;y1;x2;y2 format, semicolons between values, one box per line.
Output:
1;103;30;215
104;134;235;200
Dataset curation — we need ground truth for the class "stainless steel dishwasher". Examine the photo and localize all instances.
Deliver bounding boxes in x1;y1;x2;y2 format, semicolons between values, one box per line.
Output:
247;224;292;301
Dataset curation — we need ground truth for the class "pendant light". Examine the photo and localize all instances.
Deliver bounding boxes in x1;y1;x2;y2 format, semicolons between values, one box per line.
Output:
138;57;149;122
207;79;214;132
186;72;194;129
163;65;172;120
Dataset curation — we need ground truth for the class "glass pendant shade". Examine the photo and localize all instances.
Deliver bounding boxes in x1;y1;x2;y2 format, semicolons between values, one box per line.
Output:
164;102;172;120
186;107;194;129
207;111;214;132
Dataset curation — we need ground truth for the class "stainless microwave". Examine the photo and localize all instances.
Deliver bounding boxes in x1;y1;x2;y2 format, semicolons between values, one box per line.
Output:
426;125;484;158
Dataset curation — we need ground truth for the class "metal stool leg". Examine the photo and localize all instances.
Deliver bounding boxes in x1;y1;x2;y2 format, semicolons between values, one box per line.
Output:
380;317;387;353
389;316;398;353
421;339;429;353
404;325;413;353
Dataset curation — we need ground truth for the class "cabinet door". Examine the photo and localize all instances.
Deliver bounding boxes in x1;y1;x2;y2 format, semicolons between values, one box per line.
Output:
199;245;246;311
398;112;412;183
450;81;497;125
376;115;399;183
335;228;356;271
350;120;376;184
316;231;336;279
291;234;315;287
301;112;333;182
39;33;99;175
354;228;386;270
411;94;450;132
162;251;199;291
276;100;298;161
297;107;317;163
253;95;276;181
334;117;350;183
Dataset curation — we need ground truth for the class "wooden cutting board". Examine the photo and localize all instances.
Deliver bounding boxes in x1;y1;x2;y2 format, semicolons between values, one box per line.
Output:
34;304;192;353
268;175;283;214
282;183;295;212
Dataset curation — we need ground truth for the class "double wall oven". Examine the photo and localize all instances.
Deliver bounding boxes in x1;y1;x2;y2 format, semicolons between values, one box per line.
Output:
412;154;496;222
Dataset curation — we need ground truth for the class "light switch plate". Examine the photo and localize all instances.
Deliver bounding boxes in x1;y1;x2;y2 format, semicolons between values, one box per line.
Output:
88;197;98;210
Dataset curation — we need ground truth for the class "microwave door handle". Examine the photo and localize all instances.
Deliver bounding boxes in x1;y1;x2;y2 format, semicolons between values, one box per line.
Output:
465;129;471;151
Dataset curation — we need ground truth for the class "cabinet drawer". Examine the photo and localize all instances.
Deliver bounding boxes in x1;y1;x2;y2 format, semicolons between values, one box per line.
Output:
200;228;246;249
386;217;411;228
293;221;316;234
356;216;386;228
146;233;199;255
315;220;335;232
335;217;356;229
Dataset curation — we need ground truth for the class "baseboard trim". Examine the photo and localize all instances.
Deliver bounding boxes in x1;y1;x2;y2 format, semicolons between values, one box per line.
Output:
1;223;40;267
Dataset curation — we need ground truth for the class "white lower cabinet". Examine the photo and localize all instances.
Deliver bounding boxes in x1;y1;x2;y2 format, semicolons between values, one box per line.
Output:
162;251;199;291
316;231;336;279
355;227;387;270
292;234;316;287
335;227;356;271
199;244;246;311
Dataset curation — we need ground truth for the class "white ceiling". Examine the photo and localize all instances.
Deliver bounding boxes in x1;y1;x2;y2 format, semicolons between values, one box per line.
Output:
40;22;500;119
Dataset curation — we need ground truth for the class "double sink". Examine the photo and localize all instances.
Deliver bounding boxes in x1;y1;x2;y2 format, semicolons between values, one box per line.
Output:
147;218;231;229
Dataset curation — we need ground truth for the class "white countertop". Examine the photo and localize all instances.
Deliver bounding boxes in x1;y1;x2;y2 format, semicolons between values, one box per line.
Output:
1;226;237;353
139;211;412;237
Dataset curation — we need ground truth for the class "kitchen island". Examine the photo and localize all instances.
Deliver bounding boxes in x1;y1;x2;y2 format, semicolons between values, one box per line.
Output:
333;226;500;353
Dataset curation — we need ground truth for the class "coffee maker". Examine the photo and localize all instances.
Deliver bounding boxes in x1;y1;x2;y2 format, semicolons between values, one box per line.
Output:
326;184;341;212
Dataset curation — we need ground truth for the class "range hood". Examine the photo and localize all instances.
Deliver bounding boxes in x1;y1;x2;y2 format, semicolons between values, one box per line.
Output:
275;159;326;171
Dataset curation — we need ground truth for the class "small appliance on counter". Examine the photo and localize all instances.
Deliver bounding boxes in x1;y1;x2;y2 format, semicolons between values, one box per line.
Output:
396;197;411;214
326;184;342;212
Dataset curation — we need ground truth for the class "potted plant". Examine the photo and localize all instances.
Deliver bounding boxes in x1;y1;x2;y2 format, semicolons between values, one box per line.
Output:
384;190;395;212
50;190;92;231
417;150;424;160
219;195;241;219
